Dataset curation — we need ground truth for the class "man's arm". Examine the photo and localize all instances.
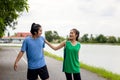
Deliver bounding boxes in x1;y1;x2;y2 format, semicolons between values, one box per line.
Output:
14;51;24;71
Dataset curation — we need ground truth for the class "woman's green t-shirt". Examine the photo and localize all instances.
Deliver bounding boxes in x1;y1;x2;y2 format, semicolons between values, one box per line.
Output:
63;41;81;73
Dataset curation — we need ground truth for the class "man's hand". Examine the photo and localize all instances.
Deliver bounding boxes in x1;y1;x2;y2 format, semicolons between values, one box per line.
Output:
13;51;24;71
14;63;18;71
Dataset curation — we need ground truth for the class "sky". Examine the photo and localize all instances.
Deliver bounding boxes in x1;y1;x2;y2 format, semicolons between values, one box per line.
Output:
6;0;120;37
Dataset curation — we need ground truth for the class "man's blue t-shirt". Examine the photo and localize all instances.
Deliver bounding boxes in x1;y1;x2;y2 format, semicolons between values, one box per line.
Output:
21;36;46;69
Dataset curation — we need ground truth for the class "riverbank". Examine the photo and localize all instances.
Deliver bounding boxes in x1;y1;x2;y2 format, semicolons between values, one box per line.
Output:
44;51;120;80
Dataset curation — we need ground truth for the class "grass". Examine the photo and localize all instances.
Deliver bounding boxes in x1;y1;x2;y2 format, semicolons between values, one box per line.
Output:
80;63;120;80
44;51;120;80
44;51;63;61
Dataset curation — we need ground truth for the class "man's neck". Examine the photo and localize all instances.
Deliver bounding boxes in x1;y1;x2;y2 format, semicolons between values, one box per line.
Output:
32;35;39;39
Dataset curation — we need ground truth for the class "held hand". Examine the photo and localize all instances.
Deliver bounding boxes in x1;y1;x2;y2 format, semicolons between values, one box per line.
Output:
14;63;18;71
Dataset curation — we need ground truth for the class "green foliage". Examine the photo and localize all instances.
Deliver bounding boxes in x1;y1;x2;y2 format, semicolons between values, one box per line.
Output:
107;36;117;43
117;37;120;43
52;31;59;40
80;34;89;42
0;0;28;37
45;30;65;43
80;62;120;80
80;34;120;44
45;31;120;44
89;34;97;43
58;36;65;43
95;34;107;43
44;51;63;61
45;31;53;42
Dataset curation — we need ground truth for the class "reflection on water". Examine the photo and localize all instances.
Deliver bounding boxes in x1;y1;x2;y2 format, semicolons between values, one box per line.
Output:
45;44;120;74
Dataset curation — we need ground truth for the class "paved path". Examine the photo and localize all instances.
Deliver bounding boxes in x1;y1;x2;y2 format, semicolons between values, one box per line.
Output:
0;47;107;80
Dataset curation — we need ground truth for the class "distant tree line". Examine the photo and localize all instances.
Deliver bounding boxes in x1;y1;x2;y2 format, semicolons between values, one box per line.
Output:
45;30;120;44
79;34;120;44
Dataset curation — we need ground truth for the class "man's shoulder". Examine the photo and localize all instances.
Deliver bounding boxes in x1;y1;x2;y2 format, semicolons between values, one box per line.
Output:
39;36;45;40
24;36;31;41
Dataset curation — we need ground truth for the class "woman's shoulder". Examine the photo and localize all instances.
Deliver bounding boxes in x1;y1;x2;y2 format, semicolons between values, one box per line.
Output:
65;40;71;44
65;40;71;42
77;41;81;44
77;41;81;47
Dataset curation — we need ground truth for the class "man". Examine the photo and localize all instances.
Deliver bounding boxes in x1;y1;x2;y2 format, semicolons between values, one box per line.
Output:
14;23;49;80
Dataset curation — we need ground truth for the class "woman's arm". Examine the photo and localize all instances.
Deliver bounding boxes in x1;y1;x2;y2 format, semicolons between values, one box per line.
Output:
14;51;24;71
45;40;65;50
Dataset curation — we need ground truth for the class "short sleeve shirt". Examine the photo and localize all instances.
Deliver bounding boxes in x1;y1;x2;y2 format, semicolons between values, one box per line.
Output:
21;36;46;69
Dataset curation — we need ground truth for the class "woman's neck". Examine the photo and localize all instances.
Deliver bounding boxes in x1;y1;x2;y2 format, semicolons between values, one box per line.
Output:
70;39;77;45
70;39;76;43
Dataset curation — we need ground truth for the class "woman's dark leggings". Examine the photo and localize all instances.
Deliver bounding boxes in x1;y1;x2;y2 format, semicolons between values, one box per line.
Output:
65;72;81;80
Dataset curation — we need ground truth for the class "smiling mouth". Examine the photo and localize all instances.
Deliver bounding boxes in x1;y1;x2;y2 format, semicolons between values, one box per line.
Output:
69;35;73;37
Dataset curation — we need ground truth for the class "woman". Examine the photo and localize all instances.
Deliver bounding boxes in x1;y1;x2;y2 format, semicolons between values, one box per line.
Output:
45;28;81;80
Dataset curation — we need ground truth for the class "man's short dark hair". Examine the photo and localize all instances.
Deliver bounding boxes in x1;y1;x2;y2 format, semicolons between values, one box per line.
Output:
30;23;41;35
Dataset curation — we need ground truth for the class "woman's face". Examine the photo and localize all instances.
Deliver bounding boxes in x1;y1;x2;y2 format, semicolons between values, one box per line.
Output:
69;30;76;40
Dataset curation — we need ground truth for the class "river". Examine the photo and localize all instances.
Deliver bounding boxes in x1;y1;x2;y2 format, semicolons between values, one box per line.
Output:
44;44;120;74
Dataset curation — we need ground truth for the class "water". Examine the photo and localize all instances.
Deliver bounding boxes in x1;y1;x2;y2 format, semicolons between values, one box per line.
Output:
44;44;120;74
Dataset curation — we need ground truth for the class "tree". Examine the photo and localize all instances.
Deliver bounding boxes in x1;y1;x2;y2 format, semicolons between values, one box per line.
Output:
89;34;96;43
117;37;120;43
45;31;53;42
45;30;64;43
107;36;117;43
52;31;60;40
95;34;107;43
0;0;28;37
80;34;89;42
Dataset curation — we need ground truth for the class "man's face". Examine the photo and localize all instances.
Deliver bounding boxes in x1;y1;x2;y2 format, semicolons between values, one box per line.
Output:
37;27;42;36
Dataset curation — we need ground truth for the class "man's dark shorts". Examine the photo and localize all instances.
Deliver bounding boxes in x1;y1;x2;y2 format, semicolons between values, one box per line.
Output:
27;65;49;80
